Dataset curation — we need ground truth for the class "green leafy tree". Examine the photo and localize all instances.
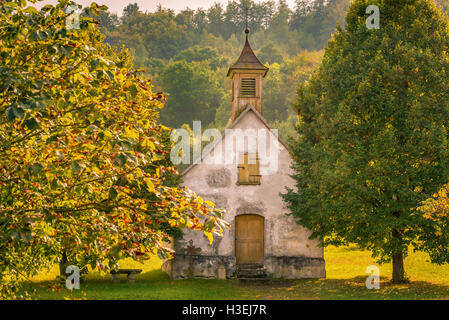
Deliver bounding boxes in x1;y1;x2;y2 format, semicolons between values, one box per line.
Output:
283;0;449;283
206;3;226;37
269;0;291;42
110;6;195;61
262;63;288;122
160;60;224;128
123;2;140;18
0;0;227;298
100;11;119;30
258;42;284;64
263;51;323;124
175;8;195;30
193;9;208;33
173;46;227;70
290;0;349;50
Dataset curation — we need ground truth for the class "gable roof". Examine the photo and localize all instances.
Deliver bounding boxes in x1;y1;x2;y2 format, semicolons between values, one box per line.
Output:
181;105;290;177
227;37;269;77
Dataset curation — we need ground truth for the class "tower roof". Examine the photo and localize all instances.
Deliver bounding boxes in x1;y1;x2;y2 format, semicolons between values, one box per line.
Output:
227;36;269;77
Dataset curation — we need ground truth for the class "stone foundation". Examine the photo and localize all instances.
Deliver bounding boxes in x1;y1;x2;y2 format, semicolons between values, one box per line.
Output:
165;254;325;279
169;254;237;279
264;256;326;279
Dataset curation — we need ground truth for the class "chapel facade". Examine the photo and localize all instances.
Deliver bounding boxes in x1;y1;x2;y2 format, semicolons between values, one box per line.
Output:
163;30;326;280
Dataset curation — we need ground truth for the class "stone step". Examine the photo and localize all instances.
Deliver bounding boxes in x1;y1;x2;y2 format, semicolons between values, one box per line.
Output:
236;266;266;270
236;269;267;277
236;264;268;280
237;273;267;278
237;263;264;269
237;265;265;270
237;265;265;271
238;277;271;284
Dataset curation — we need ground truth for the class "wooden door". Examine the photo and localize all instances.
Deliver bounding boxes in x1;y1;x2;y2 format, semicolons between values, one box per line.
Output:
235;215;264;264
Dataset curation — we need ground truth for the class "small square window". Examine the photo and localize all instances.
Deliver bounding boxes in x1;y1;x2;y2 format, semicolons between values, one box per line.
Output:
238;153;261;185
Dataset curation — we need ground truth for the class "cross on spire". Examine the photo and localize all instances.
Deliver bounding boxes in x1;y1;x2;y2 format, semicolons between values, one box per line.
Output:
245;7;249;37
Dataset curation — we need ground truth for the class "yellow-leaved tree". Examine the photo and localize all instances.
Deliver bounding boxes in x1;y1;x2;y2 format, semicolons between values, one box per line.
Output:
0;0;228;298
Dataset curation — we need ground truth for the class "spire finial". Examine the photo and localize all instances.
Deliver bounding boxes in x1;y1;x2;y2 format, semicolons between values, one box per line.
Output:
245;7;249;38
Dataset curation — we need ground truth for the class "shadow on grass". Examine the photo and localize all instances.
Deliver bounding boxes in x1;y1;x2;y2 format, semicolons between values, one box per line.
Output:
21;272;449;300
279;276;449;300
220;276;449;300
22;269;250;300
83;268;171;283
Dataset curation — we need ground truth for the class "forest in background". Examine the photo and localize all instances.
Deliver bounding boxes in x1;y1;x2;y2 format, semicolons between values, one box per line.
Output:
95;0;449;138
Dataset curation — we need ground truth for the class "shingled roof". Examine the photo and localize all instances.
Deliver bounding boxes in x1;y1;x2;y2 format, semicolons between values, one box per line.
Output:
227;36;269;77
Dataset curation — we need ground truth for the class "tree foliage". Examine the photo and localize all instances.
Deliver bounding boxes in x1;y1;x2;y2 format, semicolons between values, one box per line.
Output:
0;0;227;298
160;60;225;128
96;0;449;133
283;0;449;283
94;1;342;133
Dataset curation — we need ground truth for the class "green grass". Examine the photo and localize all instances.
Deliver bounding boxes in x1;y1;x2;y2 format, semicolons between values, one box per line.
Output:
21;246;449;300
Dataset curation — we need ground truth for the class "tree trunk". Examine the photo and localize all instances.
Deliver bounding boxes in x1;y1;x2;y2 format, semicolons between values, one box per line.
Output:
392;251;406;283
392;225;407;283
59;250;68;279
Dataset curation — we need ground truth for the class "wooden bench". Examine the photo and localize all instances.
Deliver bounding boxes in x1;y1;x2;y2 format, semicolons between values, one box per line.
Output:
110;269;142;283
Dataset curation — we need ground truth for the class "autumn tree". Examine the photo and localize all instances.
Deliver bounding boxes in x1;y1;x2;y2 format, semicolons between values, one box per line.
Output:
436;0;449;12
283;0;449;283
0;0;227;298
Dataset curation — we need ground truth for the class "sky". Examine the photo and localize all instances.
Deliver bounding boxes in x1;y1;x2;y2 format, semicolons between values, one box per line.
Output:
32;0;298;15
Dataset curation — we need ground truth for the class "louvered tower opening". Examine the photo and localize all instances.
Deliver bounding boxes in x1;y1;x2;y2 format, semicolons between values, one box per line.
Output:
240;78;256;97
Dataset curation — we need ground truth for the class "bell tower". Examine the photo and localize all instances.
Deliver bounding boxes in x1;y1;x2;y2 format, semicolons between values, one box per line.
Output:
227;22;268;121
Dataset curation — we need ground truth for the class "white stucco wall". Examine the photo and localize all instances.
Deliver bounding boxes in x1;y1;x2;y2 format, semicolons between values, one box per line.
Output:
170;108;325;279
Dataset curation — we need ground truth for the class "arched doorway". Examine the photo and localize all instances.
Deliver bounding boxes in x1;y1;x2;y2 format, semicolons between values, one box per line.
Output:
235;214;264;264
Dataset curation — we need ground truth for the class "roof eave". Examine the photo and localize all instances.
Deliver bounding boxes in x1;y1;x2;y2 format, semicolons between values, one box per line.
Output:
181;105;290;177
227;66;269;78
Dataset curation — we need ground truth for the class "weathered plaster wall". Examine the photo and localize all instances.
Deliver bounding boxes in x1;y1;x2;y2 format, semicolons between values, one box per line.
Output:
168;109;325;279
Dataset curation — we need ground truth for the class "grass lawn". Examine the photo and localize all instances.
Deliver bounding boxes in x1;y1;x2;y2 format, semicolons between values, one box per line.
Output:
22;246;449;300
